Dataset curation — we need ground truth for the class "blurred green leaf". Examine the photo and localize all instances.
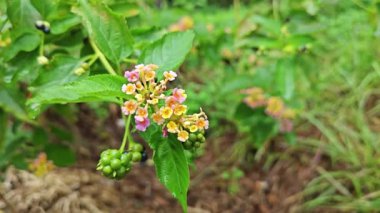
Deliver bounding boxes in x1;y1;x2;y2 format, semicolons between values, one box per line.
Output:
236;37;282;49
1;33;40;61
252;16;282;37
30;0;56;19
27;74;128;118
0;87;30;122
274;58;295;100
6;0;41;36
45;143;76;166
75;0;134;65
32;127;48;147
139;31;195;79
31;55;84;91
51;14;81;34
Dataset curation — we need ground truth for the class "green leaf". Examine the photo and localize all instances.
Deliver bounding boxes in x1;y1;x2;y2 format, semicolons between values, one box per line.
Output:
138;123;162;150
6;0;41;36
31;55;84;91
45;143;76;167
139;31;195;78
27;74;128;118
51;14;81;34
274;58;295;100
75;0;134;65
153;134;189;212
0;87;31;122
1;33;40;61
30;0;56;19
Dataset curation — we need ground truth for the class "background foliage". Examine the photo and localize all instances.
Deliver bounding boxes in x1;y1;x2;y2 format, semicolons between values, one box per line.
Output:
1;0;380;212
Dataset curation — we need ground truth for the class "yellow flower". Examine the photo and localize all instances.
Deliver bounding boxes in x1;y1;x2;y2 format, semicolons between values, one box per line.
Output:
266;97;284;117
135;81;144;90
135;94;144;102
282;108;296;119
161;107;173;119
177;130;189;142
147;98;159;105
145;70;156;81
152;112;164;125
163;71;177;81
148;64;159;70
122;83;136;95
174;104;187;116
189;125;198;132
167;121;178;133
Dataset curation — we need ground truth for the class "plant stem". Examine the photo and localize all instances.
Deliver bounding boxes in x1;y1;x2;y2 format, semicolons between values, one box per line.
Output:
123;58;138;64
89;39;117;75
87;54;99;66
119;114;132;152
128;131;136;149
39;33;45;56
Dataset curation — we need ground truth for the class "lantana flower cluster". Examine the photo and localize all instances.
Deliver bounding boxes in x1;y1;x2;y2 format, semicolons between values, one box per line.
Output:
121;64;209;142
28;153;55;177
241;87;295;132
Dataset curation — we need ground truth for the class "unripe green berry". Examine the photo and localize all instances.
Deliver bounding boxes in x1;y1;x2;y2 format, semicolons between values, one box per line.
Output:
120;152;132;165
132;152;142;162
110;159;121;170
132;144;144;152
116;166;126;177
183;141;192;150
102;166;112;175
199;135;206;143
101;155;111;165
101;149;111;157
197;133;204;140
194;141;201;148
110;150;121;159
189;133;197;142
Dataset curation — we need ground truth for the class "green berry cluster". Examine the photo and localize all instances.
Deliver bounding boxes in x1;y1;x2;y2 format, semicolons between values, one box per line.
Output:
97;149;132;179
182;131;206;151
97;144;148;179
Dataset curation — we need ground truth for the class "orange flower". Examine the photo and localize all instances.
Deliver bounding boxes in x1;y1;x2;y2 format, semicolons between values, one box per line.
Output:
152;112;164;125
122;100;138;115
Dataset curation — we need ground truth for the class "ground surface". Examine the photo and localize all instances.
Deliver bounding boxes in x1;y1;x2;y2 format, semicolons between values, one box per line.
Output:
0;106;326;212
0;135;324;213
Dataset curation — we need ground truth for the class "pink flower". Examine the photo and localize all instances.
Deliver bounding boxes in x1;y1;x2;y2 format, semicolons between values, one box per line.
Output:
135;117;150;131
124;70;139;82
280;119;293;133
172;88;187;103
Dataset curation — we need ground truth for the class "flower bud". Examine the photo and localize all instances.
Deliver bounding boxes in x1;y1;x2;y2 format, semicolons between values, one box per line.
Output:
37;56;49;65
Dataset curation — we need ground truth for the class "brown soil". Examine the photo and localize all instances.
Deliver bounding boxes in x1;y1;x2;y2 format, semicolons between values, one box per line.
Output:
0;105;326;213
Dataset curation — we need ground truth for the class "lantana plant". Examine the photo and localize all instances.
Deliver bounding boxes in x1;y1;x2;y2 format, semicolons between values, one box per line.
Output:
242;87;295;133
235;87;296;148
97;64;209;180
